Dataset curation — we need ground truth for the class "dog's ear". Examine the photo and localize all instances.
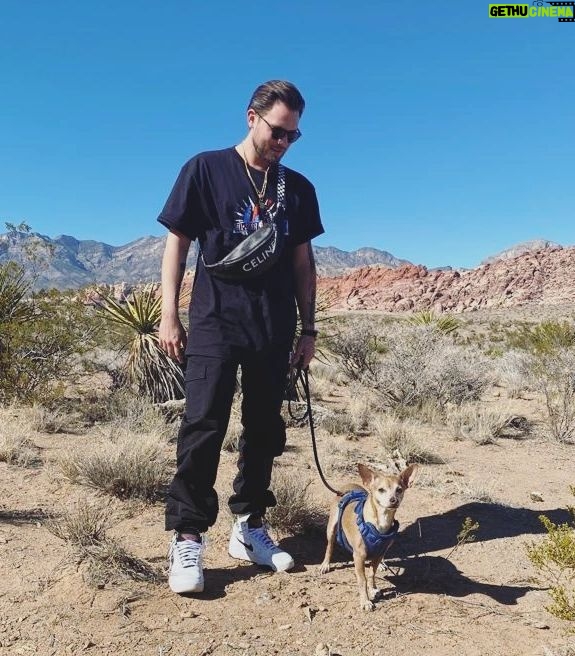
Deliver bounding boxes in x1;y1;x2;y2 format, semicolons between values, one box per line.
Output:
399;463;418;488
357;463;375;486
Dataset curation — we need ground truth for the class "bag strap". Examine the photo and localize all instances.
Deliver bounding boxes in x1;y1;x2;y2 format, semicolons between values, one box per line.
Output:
277;164;285;209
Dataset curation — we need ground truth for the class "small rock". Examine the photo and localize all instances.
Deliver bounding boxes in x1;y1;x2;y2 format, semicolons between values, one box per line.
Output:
278;624;291;630
531;621;550;629
530;492;544;502
315;644;330;656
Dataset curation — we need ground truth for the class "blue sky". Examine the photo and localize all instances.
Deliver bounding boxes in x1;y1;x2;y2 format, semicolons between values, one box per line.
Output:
1;0;573;269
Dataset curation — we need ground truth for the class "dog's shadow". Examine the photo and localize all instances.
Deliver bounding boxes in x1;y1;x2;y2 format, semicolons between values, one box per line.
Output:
281;502;570;605
400;502;570;556
381;555;535;605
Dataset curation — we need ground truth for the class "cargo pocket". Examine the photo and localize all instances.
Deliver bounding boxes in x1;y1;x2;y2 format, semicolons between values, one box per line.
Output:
184;361;209;422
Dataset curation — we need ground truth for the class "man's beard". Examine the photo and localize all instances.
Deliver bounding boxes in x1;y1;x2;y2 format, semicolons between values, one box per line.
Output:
252;137;283;165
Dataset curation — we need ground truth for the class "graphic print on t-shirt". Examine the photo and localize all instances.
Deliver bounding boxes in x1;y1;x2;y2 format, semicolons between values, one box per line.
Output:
233;197;289;237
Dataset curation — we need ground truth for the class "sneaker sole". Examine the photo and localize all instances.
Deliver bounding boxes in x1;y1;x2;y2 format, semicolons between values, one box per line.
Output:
228;542;294;572
169;575;204;594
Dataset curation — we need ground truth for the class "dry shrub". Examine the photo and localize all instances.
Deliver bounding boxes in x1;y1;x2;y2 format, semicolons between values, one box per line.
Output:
0;409;38;466
266;466;324;534
326;322;381;381
59;429;170;500
347;390;374;434
494;349;534;398
447;403;531;445
46;500;158;585
307;375;336;402
455;480;499;503
222;396;242;452
533;350;575;443
368;325;488;413
373;414;443;464
29;403;82;434
106;392;175;440
319;409;355;437
311;361;344;386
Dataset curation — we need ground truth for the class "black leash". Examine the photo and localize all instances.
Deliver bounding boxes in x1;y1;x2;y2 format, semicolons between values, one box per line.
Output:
289;366;342;497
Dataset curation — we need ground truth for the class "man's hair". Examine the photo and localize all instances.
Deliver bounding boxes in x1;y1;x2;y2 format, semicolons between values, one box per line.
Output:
248;80;305;117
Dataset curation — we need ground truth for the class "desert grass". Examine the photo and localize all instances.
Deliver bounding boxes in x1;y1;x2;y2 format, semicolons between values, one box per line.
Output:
311;361;345;386
447;403;531;445
29;403;83;434
0;409;38;466
102;391;175;441
221;395;243;452
266;466;324;534
455;480;500;504
493;349;534;399
373;414;444;464
46;500;159;585
319;408;355;437
59;428;170;500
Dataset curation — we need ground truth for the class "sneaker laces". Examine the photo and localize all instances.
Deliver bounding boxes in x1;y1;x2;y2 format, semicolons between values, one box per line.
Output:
249;524;281;553
175;539;202;568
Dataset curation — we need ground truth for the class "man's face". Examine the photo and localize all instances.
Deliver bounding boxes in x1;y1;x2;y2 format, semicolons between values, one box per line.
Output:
248;101;301;166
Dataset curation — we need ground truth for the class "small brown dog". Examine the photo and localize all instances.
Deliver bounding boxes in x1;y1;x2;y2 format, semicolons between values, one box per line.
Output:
319;463;417;611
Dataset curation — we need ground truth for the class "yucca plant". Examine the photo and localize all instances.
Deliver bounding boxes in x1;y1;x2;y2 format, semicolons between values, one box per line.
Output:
96;285;184;403
407;310;460;334
0;262;33;327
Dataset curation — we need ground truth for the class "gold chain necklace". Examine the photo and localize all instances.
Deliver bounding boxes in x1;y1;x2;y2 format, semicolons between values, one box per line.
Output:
242;148;269;205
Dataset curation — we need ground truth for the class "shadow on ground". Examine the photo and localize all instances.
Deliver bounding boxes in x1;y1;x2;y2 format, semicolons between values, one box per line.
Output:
400;502;571;556
280;502;569;604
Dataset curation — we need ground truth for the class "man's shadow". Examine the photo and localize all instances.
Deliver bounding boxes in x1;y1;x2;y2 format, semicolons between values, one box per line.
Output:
280;503;570;605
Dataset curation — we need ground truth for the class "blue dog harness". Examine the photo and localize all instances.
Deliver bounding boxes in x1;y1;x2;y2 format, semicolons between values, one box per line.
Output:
336;490;399;559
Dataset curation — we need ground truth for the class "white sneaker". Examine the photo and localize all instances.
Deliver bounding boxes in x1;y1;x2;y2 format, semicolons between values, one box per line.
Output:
228;514;294;572
168;534;204;593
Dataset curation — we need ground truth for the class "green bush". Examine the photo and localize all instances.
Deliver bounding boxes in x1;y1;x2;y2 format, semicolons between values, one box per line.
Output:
506;320;575;355
0;267;96;404
527;491;575;624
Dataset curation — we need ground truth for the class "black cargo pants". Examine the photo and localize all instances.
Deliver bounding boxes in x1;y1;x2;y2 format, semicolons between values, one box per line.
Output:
165;346;291;534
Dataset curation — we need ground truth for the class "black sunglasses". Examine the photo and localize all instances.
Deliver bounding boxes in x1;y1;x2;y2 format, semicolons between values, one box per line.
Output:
256;112;302;144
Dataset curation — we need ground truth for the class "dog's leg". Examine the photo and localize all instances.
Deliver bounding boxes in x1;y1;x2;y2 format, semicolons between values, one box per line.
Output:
353;551;374;611
319;507;338;574
368;554;384;601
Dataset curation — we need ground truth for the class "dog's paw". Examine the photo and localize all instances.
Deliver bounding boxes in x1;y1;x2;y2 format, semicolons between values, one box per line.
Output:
368;587;381;602
318;562;331;574
360;600;375;612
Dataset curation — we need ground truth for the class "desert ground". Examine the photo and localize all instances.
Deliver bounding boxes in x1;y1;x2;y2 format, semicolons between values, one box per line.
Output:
1;307;575;656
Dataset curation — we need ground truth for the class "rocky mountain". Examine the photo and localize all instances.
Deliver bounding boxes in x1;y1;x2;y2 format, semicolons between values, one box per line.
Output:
319;242;575;311
3;232;572;311
0;231;410;290
481;239;562;265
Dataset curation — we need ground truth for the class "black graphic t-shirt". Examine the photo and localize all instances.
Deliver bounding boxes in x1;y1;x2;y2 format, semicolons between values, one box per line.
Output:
158;147;324;355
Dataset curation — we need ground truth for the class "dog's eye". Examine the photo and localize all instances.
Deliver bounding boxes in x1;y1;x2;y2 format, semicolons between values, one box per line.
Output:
396;487;404;494
377;487;385;494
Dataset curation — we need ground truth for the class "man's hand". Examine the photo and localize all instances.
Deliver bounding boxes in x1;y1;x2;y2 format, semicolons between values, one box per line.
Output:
158;315;187;364
290;334;316;370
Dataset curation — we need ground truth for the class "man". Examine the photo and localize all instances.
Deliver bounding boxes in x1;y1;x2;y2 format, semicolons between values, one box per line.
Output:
157;80;324;594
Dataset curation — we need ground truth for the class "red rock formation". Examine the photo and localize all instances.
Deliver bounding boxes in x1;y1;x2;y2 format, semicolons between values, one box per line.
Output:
318;247;575;312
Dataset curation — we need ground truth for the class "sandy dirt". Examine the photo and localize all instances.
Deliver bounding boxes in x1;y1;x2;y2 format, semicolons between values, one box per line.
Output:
2;333;575;655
